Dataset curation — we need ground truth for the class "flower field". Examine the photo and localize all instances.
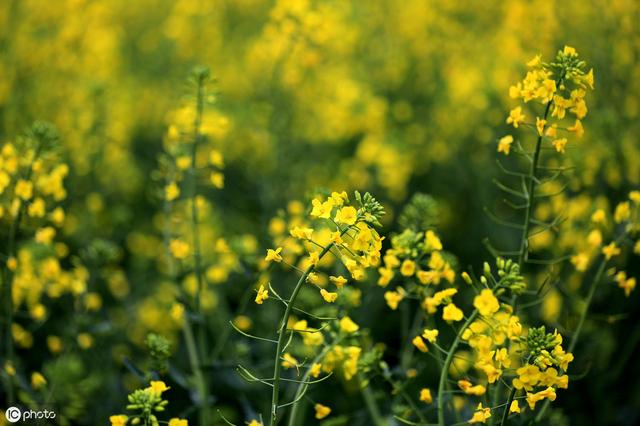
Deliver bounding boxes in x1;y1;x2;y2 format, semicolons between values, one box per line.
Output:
1;1;639;425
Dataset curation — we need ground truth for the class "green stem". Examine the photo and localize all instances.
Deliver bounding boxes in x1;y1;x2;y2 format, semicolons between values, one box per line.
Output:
2;216;19;405
361;380;386;426
189;72;210;425
534;255;608;422
269;242;335;426
517;97;554;267
437;310;479;426
287;340;340;426
498;387;516;426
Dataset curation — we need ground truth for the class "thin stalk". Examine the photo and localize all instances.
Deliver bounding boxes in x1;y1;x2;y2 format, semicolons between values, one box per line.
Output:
437;311;479;426
287;340;342;426
517;97;554;267
361;383;386;426
269;241;335;426
189;73;210;425
2;216;19;405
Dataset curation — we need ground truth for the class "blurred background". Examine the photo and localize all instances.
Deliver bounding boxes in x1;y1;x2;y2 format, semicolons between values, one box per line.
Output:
1;0;639;424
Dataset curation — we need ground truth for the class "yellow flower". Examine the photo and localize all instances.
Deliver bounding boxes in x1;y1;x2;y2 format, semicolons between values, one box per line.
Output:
15;179;34;200
168;419;188;426
400;259;416;276
536;117;546;135
526;386;556;410
165;182;180;201
170;239;190;259
335;206;358;225
209;150;224;167
602;242;620;260
384;290;404;310
567;119;584;138
290;226;313;239
443;303;463;322
35;227;56;244
340;316;359;333
419;388;432;404
31;372;47;389
571;253;590;272
614;202;630;223
512;364;541;391
329;275;348;288
310;363;322;378
149;380;170;394
310;198;334;219
281;353;298;369
109;415;128;426
308;251;320;266
527;54;541;67
473;289;500;317
506;107;525;128
412;336;428;353
77;333;93;349
314;403;331;419
210;172;224;188
422;329;439;343
28;197;46;217
552;138;568;153
378;267;394;287
509;400;521;413
320;289;338;303
458;380;486;396
497;135;513;155
591;209;606;224
247;420;262;426
424;230;443;251
615;271;636;297
629;191;640;204
468;403;491;423
563;45;577;56
265;247;283;263
255;284;269;304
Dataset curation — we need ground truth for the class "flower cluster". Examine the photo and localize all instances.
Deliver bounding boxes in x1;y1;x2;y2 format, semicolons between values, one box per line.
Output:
499;46;594;155
110;381;188;426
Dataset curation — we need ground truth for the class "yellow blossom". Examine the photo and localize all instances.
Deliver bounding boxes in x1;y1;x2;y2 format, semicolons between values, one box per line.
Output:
497;135;513;155
255;284;269;304
281;353;298;369
424;230;443;251
165;182;180;201
314;403;331;419
148;380;170;394
458;379;486;396
412;336;428;353
170;239;190;259
31;372;47;389
422;329;439;343
400;259;416;276
552;138;568;153
526;387;556;410
602;242;620;260
509;400;520;413
340;316;359;333
320;288;338;303
265;247;283;263
330;275;348;288
335;206;358;225
168;419;188;426
15;179;33;200
506;107;525;128
419;388;433;404
384;290;404;310
468;403;491;424
110;415;128;426
473;289;500;317
443;303;463;322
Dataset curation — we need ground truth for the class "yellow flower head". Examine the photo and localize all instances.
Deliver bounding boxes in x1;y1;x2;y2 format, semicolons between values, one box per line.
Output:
320;288;338;303
506;107;525;128
443;303;463;322
473;289;500;317
468;403;491;423
265;247;283;263
109;415;128;426
340;316;359;333
148;380;170;394
497;135;514;155
255;284;269;304
419;388;433;404
335;206;358;225
314;403;331;419
412;336;428;353
168;419;189;426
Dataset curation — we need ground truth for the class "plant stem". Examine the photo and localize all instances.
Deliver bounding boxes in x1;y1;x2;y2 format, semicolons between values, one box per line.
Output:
437;310;479;426
269;242;335;426
361;380;386;426
189;72;210;425
517;98;554;267
2;216;19;405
